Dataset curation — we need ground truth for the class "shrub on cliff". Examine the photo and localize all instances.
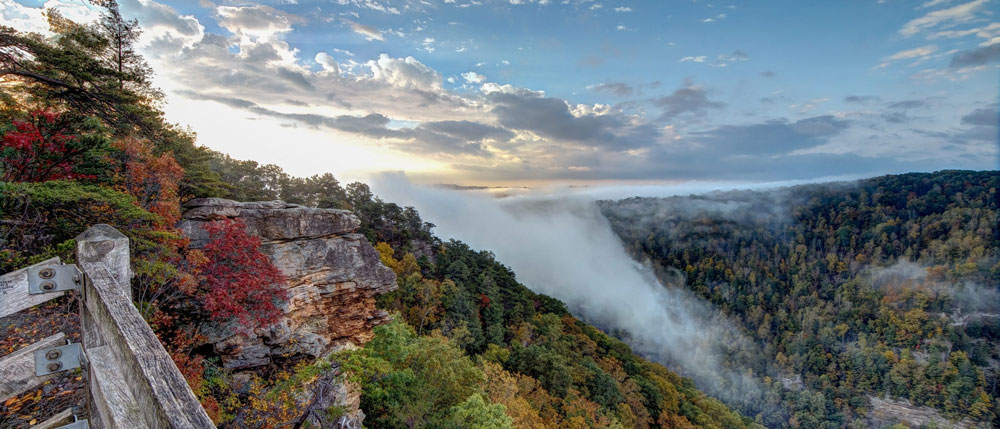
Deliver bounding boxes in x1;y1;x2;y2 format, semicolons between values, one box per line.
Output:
193;218;287;332
0;110;112;184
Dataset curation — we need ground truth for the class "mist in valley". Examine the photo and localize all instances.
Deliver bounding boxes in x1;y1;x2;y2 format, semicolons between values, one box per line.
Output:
370;173;792;415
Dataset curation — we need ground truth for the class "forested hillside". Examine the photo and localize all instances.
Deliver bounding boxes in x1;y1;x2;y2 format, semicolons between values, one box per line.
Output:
0;5;756;428
601;171;1000;428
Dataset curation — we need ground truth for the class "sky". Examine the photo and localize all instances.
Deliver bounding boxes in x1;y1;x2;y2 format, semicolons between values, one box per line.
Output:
3;0;999;186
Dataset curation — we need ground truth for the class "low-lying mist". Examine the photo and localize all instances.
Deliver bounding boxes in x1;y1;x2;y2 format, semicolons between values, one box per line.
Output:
369;173;780;413
872;260;1000;316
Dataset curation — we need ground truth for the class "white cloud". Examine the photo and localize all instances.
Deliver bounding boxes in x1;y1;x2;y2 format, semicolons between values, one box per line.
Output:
927;21;1000;43
702;13;726;23
614;6;632;12
479;82;542;96
342;18;383;40
789;97;829;113
217;5;296;40
878;45;938;67
314;52;340;73
910;64;986;81
920;0;953;8
887;45;939;60
335;0;400;15
420;39;436;53
44;0;101;25
0;1;49;34
899;0;987;37
714;50;750;66
5;0;989;183
461;71;487;83
120;0;204;53
679;55;708;62
1;0;101;34
333;48;355;56
367;53;442;91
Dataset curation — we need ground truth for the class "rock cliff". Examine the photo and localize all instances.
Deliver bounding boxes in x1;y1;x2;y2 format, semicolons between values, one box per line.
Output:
178;198;397;369
866;396;977;428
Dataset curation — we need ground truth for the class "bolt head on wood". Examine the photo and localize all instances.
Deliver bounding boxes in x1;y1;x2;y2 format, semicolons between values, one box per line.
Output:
33;342;81;376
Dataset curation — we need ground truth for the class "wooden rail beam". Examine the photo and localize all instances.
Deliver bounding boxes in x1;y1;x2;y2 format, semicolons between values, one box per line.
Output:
0;333;67;402
0;257;64;318
77;224;215;429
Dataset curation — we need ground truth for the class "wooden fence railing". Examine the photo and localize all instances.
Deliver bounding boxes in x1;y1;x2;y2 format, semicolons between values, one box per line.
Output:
0;224;215;428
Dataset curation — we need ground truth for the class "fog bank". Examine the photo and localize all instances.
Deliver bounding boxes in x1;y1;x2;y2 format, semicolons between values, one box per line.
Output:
370;173;775;410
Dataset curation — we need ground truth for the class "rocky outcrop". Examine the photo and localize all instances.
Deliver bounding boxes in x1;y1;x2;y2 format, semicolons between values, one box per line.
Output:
179;198;396;370
866;396;979;428
297;363;365;429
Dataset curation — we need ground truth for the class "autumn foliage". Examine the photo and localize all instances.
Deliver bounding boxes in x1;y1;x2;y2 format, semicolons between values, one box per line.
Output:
195;218;287;332
111;137;184;225
0;110;100;183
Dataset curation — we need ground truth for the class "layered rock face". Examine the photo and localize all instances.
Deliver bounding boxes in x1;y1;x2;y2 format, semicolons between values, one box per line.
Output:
179;198;396;370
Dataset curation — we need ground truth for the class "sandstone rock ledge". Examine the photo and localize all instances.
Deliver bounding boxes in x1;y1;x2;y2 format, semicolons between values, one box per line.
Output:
178;198;397;370
866;396;979;428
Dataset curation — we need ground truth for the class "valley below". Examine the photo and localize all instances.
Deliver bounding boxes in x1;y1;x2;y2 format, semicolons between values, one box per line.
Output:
373;170;1000;428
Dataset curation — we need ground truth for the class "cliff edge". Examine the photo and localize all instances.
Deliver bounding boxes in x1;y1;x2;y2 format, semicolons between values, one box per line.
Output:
179;198;397;369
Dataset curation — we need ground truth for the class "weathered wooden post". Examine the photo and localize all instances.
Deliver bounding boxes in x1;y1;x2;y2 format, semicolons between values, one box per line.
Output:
76;224;131;429
76;225;131;353
76;224;215;428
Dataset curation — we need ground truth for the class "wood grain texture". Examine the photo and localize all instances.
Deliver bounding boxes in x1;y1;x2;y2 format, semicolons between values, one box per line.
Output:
0;333;66;401
86;345;144;429
77;224;215;429
33;407;75;429
0;257;64;318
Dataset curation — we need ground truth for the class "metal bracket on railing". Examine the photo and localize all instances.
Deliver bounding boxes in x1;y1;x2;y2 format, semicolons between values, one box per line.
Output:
34;342;82;376
27;264;82;295
56;419;89;429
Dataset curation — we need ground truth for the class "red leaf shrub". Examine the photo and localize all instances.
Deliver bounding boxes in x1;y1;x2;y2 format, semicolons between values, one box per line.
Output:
0;110;97;182
197;219;287;332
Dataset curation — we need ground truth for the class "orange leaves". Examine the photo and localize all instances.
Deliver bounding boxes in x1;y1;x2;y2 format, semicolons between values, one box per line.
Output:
1;378;84;428
185;249;209;268
110;137;184;226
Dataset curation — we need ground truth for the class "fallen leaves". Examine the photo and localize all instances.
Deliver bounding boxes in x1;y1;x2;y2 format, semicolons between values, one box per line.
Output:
0;296;85;428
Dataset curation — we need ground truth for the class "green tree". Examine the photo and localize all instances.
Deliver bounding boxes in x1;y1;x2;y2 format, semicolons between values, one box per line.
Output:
446;393;514;429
